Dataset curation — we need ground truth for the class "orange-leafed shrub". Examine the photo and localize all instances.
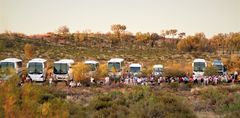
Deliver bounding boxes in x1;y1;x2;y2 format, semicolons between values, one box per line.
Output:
72;62;90;82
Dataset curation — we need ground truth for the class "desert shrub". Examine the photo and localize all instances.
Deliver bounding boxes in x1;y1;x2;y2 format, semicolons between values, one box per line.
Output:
96;64;108;79
169;82;180;91
88;91;129;118
164;68;186;77
179;83;193;91
0;73;20;118
142;66;152;76
200;86;228;109
72;62;90;85
204;66;219;76
129;90;196;118
69;102;86;118
0;75;69;117
24;43;34;59
0;40;6;51
85;86;195;118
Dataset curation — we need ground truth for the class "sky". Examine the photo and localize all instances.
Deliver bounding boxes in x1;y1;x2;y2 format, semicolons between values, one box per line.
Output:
0;0;239;37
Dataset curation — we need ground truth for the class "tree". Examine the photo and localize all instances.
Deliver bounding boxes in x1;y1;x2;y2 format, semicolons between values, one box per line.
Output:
56;25;70;41
24;43;33;59
164;29;178;38
225;32;240;54
135;32;151;49
150;33;160;47
210;33;226;54
56;25;70;35
177;32;211;52
96;64;108;79
72;62;90;82
169;29;178;38
111;24;127;47
178;32;186;39
160;30;166;39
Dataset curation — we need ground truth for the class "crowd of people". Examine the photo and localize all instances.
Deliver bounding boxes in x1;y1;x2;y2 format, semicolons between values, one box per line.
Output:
102;71;239;86
47;71;239;88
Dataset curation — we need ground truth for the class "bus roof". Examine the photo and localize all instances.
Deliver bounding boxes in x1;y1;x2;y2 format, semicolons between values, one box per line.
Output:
28;58;47;63
84;60;99;64
54;59;74;64
153;64;163;68
193;59;206;63
108;58;124;63
0;58;22;63
129;63;141;68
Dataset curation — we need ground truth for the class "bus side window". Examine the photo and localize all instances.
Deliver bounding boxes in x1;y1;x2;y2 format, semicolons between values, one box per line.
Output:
17;62;22;68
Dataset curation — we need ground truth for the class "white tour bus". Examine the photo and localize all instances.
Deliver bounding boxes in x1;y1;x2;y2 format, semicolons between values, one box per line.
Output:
0;58;22;80
107;58;124;76
27;58;47;82
212;59;226;75
129;63;142;76
192;59;207;79
53;59;74;83
84;60;99;71
153;64;164;77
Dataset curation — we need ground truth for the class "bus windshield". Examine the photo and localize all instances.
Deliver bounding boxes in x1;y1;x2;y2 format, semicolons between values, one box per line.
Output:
213;65;223;72
28;63;43;74
108;62;121;71
154;68;163;72
0;62;15;70
130;67;141;73
193;62;206;72
54;63;68;74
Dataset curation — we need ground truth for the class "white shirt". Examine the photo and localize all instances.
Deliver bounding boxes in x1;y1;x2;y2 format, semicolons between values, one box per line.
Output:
105;77;109;83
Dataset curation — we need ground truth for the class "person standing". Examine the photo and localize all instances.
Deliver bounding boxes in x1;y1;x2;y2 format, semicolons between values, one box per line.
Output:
203;76;209;85
233;70;238;83
105;76;110;85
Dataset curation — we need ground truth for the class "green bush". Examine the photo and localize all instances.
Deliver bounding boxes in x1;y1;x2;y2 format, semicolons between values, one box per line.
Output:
204;66;219;76
83;86;196;118
199;86;240;117
164;69;186;77
170;82;180;91
0;40;6;51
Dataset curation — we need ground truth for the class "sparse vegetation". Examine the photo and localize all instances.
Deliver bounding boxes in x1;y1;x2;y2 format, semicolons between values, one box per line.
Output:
0;27;240;118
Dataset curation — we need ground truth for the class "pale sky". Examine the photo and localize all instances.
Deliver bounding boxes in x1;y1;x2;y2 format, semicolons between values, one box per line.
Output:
0;0;239;37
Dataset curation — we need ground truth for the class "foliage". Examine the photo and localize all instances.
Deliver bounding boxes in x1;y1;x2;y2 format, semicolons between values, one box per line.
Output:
0;40;6;51
83;86;196;118
72;62;90;82
24;43;34;59
0;75;69;117
141;66;152;77
57;25;70;35
198;85;240;117
204;66;219;76
164;68;186;77
177;32;212;52
96;64;108;79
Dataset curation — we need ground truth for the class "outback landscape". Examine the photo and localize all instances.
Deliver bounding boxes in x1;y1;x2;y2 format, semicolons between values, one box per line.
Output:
1;0;240;118
0;26;240;118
